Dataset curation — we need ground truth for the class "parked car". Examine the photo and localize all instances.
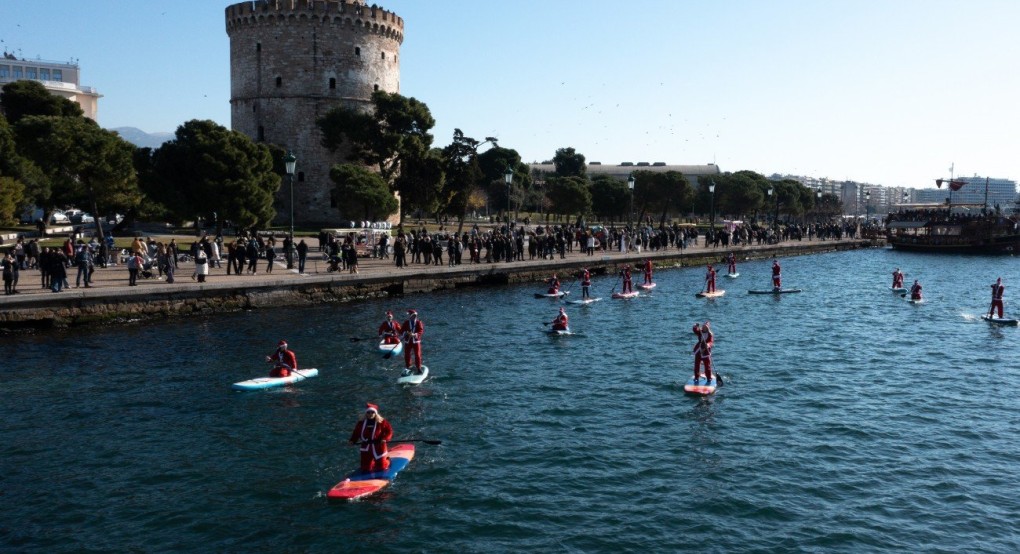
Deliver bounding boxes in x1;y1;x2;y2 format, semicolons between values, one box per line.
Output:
48;210;70;225
64;209;95;224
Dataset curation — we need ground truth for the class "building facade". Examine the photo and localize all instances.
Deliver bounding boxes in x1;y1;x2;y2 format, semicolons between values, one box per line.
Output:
0;54;101;120
225;0;403;226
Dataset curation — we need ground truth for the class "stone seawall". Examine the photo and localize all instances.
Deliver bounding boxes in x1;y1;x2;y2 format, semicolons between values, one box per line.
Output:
0;241;872;331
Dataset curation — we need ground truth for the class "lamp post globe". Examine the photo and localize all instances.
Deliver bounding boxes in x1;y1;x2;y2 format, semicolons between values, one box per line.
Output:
285;151;297;240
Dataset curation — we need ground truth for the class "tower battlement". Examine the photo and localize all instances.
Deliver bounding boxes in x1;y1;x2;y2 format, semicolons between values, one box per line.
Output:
226;0;403;43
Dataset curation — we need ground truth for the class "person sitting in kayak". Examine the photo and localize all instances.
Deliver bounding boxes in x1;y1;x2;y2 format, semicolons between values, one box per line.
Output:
378;310;402;344
910;280;922;301
727;252;736;275
266;340;297;377
705;264;717;293
892;268;904;289
642;259;654;285
772;259;782;290
402;309;425;374
349;403;393;473
989;277;1005;319
547;274;560;295
621;265;633;293
551;307;569;331
579;268;591;299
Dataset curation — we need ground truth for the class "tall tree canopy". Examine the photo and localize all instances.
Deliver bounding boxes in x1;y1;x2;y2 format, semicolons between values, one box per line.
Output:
394;148;445;219
329;164;399;221
632;170;691;226
440;129;485;231
0;80;83;125
552;147;586;178
149;119;279;231
478;146;528;213
590;174;629;222
545;175;592;219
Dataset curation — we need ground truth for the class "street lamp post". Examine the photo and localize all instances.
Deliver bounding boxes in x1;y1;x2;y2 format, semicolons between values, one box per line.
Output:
816;190;822;225
709;179;716;240
284;151;297;268
504;166;513;228
627;173;635;251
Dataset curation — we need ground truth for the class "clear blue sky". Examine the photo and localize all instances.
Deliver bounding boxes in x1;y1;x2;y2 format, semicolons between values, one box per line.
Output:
3;0;1018;188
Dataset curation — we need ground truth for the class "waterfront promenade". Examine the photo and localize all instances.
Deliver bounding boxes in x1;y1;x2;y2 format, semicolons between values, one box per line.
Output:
0;234;872;329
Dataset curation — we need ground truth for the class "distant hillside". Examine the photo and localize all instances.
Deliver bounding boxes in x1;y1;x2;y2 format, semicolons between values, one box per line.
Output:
110;127;174;149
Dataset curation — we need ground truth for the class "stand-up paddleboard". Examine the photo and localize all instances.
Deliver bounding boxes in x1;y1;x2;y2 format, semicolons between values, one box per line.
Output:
637;282;657;290
545;327;572;336
907;298;923;304
327;444;415;501
397;366;429;385
726;273;740;279
378;340;403;357
891;287;906;293
232;368;319;391
982;315;1020;326
684;375;719;395
534;291;569;299
611;291;640;299
748;288;802;294
696;290;726;298
567;297;602;305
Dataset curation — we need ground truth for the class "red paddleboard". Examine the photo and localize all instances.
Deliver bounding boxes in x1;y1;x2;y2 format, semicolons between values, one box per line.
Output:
684;375;719;395
327;444;415;501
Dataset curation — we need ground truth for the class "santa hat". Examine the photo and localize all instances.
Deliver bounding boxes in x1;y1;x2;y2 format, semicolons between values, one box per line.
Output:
407;309;418;315
278;340;288;347
692;324;701;334
365;403;379;413
386;310;393;317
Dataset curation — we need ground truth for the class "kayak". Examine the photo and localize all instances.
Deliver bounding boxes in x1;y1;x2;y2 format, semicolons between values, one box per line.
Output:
748;289;802;294
535;291;569;299
566;297;602;305
378;340;403;357
611;291;640;299
726;272;740;278
684;375;719;396
696;290;725;298
982;315;1019;326
637;282;657;290
232;368;319;391
327;444;415;501
397;366;429;385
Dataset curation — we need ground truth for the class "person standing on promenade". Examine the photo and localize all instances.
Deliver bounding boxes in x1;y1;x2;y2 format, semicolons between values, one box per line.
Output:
892;268;904;290
159;243;175;284
772;259;782;290
195;246;209;283
402;309;425;374
378;311;402;345
580;267;592;300
2;252;14;295
297;239;308;274
620;265;634;294
127;250;143;286
349;403;393;473
265;240;276;274
989;277;1005;318
704;264;717;293
266;340;298;378
642;259;654;286
168;238;179;269
74;242;93;288
909;280;923;301
727;252;737;276
50;249;68;292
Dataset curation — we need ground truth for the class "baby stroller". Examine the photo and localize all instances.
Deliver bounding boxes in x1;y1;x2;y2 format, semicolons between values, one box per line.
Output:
326;254;343;273
140;255;156;279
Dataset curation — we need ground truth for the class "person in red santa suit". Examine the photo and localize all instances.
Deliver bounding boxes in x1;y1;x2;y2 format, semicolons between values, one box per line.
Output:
620;265;633;293
892;268;904;289
698;322;715;382
989;277;1004;318
550;307;569;331
348;403;393;473
642;259;654;285
705;264;717;293
771;259;782;290
402;309;425;373
727;252;737;276
691;323;704;380
547;274;560;295
266;340;298;377
910;280;923;301
579;268;592;299
377;310;402;344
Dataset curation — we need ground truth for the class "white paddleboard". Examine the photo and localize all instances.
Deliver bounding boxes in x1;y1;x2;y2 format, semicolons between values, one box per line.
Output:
232;368;319;391
397;366;429;385
567;297;602;305
637;282;657;290
545;328;572;335
535;291;568;299
696;290;725;298
726;273;740;278
981;315;1017;325
378;341;403;357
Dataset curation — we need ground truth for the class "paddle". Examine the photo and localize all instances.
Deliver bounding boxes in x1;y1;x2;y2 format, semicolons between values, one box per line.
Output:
609;272;623;294
349;336;374;342
352;439;443;446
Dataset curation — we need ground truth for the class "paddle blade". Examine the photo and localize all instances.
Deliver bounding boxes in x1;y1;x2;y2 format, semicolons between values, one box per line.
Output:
382;351;393;360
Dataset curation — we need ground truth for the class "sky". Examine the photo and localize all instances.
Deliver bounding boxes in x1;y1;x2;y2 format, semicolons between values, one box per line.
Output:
3;0;1019;189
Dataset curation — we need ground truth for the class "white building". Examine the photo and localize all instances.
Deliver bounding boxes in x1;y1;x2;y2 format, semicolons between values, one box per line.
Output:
0;54;101;120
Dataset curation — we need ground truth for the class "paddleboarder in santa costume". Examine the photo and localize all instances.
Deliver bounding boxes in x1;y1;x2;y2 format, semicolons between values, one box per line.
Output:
727;253;737;275
551;307;569;331
705;264;717;293
698;322;715;382
691;324;704;380
547;274;561;295
349;403;393;473
990;277;1005;318
909;280;923;301
266;340;298;377
642;259;654;285
378;311;402;344
580;268;592;299
621;265;633;294
772;259;782;290
402;309;425;374
892;268;904;289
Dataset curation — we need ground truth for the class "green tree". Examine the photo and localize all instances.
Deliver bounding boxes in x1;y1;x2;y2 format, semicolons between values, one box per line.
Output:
15;116;139;239
552;147;586;178
478;146;529;214
439;129;484;231
633;170;691;226
329;164;398;221
0;176;25;225
1;80;83;125
394;148;445;220
150;119;280;232
546;175;592;220
590;174;629;222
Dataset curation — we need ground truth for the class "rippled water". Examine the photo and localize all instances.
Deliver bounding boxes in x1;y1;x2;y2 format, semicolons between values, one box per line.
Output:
3;248;1020;552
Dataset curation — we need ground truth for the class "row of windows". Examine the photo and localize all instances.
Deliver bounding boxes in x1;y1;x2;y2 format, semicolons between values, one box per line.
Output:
0;66;63;81
256;41;394;61
271;76;381;92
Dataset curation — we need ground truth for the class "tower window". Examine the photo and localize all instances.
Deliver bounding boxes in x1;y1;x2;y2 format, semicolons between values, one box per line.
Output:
298;172;305;182
252;104;257;113
355;47;360;57
258;126;265;142
381;52;385;60
374;84;379;92
256;42;261;52
275;76;282;87
329;77;336;89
